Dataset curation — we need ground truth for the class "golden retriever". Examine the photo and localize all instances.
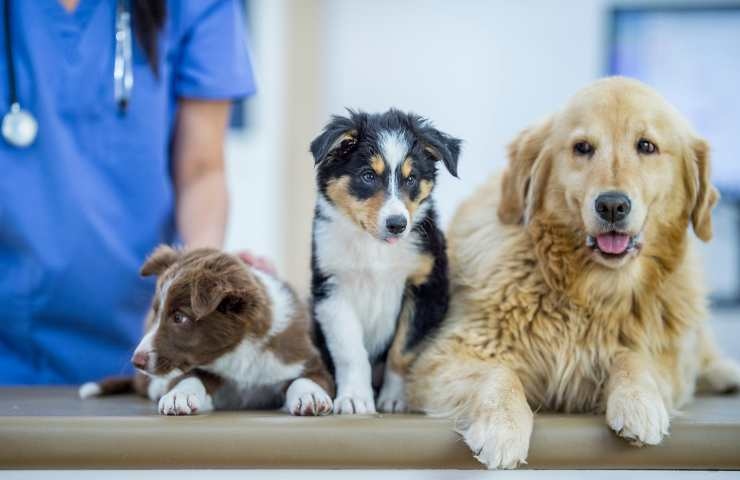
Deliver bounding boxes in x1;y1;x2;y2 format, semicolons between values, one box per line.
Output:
407;77;740;469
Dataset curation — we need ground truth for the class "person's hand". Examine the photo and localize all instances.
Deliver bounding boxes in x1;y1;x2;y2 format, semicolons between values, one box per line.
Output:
237;251;277;276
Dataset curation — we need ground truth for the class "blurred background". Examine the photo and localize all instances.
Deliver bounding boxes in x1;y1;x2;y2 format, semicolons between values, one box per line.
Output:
224;0;740;354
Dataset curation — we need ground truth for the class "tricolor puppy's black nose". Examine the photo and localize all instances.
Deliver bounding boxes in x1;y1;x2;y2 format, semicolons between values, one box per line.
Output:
386;215;407;235
595;192;631;223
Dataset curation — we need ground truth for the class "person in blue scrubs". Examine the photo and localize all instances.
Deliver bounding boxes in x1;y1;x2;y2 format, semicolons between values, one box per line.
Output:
0;0;256;384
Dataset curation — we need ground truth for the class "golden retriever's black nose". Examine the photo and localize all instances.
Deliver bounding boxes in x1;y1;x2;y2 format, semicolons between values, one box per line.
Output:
386;215;407;234
595;192;631;223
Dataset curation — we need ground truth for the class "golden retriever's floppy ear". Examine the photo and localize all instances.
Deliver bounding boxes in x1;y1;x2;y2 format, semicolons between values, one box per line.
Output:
524;149;554;224
498;117;553;224
140;245;179;277
690;138;719;242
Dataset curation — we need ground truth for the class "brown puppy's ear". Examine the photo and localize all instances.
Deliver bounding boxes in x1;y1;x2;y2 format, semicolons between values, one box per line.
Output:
690;138;719;242
190;274;253;319
498;117;553;224
190;274;226;319
140;245;179;277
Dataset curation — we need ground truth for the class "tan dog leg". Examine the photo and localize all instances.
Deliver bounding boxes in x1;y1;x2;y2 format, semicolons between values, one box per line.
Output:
410;349;533;469
605;352;670;445
696;325;740;394
377;299;414;413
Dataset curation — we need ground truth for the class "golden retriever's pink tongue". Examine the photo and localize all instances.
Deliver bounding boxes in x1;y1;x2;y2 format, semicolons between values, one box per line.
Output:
596;233;630;254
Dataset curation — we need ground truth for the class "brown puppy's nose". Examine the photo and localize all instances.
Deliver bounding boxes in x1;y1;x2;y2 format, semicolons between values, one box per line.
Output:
595;192;631;223
131;351;149;370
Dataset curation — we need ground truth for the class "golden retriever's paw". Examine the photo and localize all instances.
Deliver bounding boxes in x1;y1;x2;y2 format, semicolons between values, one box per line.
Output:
700;358;740;394
461;413;533;469
607;387;669;445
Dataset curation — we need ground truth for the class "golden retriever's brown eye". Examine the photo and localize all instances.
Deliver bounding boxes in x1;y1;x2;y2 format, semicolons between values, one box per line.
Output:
637;139;658;155
573;141;594;156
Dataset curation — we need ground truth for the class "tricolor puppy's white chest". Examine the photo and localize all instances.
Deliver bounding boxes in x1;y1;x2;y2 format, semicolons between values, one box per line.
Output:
315;200;422;357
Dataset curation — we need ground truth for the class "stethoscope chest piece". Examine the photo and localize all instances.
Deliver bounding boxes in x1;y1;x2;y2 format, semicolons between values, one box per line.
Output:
2;102;37;148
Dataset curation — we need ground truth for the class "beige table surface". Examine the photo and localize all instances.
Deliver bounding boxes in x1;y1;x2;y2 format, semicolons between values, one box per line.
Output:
1;387;739;469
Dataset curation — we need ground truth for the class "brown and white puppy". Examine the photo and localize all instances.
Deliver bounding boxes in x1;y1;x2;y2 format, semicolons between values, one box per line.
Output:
408;77;740;468
80;246;335;416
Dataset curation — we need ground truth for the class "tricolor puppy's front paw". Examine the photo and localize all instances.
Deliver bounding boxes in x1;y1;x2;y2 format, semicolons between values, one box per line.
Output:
285;378;333;416
462;409;533;469
334;389;376;415
377;395;407;414
377;371;407;413
606;386;669;446
157;377;213;416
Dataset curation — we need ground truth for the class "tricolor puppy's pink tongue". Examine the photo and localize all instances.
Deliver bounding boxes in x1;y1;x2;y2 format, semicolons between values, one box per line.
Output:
596;233;630;254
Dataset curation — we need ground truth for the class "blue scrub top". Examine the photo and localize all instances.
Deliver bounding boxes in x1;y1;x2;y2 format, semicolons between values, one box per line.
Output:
0;0;255;384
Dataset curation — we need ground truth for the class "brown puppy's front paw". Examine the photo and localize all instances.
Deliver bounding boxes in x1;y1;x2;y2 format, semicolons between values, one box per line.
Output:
607;386;669;445
461;410;533;469
157;377;213;416
158;391;203;416
285;378;333;416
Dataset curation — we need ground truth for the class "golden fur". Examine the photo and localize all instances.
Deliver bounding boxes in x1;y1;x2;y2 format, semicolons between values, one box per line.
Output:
408;77;740;469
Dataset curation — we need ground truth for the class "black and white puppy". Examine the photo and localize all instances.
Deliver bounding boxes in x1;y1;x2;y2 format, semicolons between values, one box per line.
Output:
310;109;460;414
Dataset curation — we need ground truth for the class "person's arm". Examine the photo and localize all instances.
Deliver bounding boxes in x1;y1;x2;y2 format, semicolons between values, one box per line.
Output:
172;98;231;248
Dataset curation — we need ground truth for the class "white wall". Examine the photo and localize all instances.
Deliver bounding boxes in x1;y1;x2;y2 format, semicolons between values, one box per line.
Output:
318;0;606;225
225;0;740;300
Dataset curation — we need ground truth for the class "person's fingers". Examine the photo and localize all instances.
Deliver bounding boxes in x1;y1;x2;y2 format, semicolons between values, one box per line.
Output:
254;258;278;276
237;251;257;265
236;250;277;276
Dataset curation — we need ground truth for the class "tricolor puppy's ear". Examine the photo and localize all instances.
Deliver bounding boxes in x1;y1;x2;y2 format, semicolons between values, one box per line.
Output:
498;117;553;225
310;112;362;166
140;245;180;277
411;115;461;177
689;138;719;242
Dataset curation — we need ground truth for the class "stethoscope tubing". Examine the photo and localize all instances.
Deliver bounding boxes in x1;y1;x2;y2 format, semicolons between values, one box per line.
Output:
3;0;18;107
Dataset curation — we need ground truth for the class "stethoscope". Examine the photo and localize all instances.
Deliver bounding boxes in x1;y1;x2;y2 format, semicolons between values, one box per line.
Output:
2;0;134;148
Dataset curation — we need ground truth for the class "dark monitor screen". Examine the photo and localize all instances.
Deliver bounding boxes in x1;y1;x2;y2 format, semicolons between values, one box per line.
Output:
608;6;740;198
